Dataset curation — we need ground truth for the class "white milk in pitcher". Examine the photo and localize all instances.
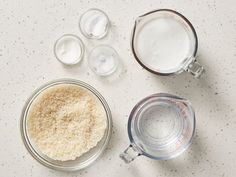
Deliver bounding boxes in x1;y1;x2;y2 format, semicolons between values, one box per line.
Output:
135;17;191;72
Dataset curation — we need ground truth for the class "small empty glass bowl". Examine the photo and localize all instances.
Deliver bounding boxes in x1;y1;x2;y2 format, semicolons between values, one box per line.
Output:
20;79;112;171
54;34;84;65
79;9;110;39
88;45;119;76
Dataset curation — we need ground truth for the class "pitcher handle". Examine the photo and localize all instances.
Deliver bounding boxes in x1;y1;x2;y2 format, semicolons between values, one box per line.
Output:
120;143;141;163
186;60;204;78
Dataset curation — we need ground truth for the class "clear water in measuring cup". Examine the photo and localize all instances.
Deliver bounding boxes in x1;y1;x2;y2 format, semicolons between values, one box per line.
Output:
126;94;195;161
137;102;184;148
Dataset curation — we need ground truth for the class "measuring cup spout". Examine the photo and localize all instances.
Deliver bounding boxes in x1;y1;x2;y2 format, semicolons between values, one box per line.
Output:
120;144;141;163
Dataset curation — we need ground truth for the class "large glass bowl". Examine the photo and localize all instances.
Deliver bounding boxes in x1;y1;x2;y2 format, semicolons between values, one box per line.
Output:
20;79;112;171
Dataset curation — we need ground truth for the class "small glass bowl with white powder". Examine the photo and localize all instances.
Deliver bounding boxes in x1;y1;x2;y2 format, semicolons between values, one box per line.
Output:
20;79;112;171
54;34;84;65
79;9;110;39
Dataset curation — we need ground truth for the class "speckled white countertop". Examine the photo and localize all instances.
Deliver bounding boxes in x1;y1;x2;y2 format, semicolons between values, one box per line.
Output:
0;0;236;176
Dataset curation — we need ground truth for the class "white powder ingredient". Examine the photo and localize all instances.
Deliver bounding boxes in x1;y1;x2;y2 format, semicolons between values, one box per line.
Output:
55;36;82;65
27;84;107;161
81;10;109;38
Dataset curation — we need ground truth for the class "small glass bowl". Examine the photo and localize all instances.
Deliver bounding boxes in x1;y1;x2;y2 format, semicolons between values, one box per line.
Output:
54;34;84;65
20;79;112;171
79;9;110;39
88;45;119;76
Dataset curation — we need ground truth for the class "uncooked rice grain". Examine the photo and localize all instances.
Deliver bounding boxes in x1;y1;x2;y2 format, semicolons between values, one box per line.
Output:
27;84;107;161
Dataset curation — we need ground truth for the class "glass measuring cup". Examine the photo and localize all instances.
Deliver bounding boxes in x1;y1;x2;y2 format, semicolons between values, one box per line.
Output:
120;93;195;163
131;9;204;78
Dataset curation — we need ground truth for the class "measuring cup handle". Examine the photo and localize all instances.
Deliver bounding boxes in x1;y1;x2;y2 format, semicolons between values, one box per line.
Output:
186;60;204;78
120;144;141;163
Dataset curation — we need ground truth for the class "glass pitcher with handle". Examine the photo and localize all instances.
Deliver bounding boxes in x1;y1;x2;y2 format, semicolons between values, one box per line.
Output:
120;93;195;163
131;9;204;78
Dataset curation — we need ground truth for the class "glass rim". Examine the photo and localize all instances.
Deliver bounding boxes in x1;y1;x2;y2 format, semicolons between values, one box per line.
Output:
79;8;110;39
20;79;112;171
131;9;198;76
53;34;85;65
127;93;196;160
